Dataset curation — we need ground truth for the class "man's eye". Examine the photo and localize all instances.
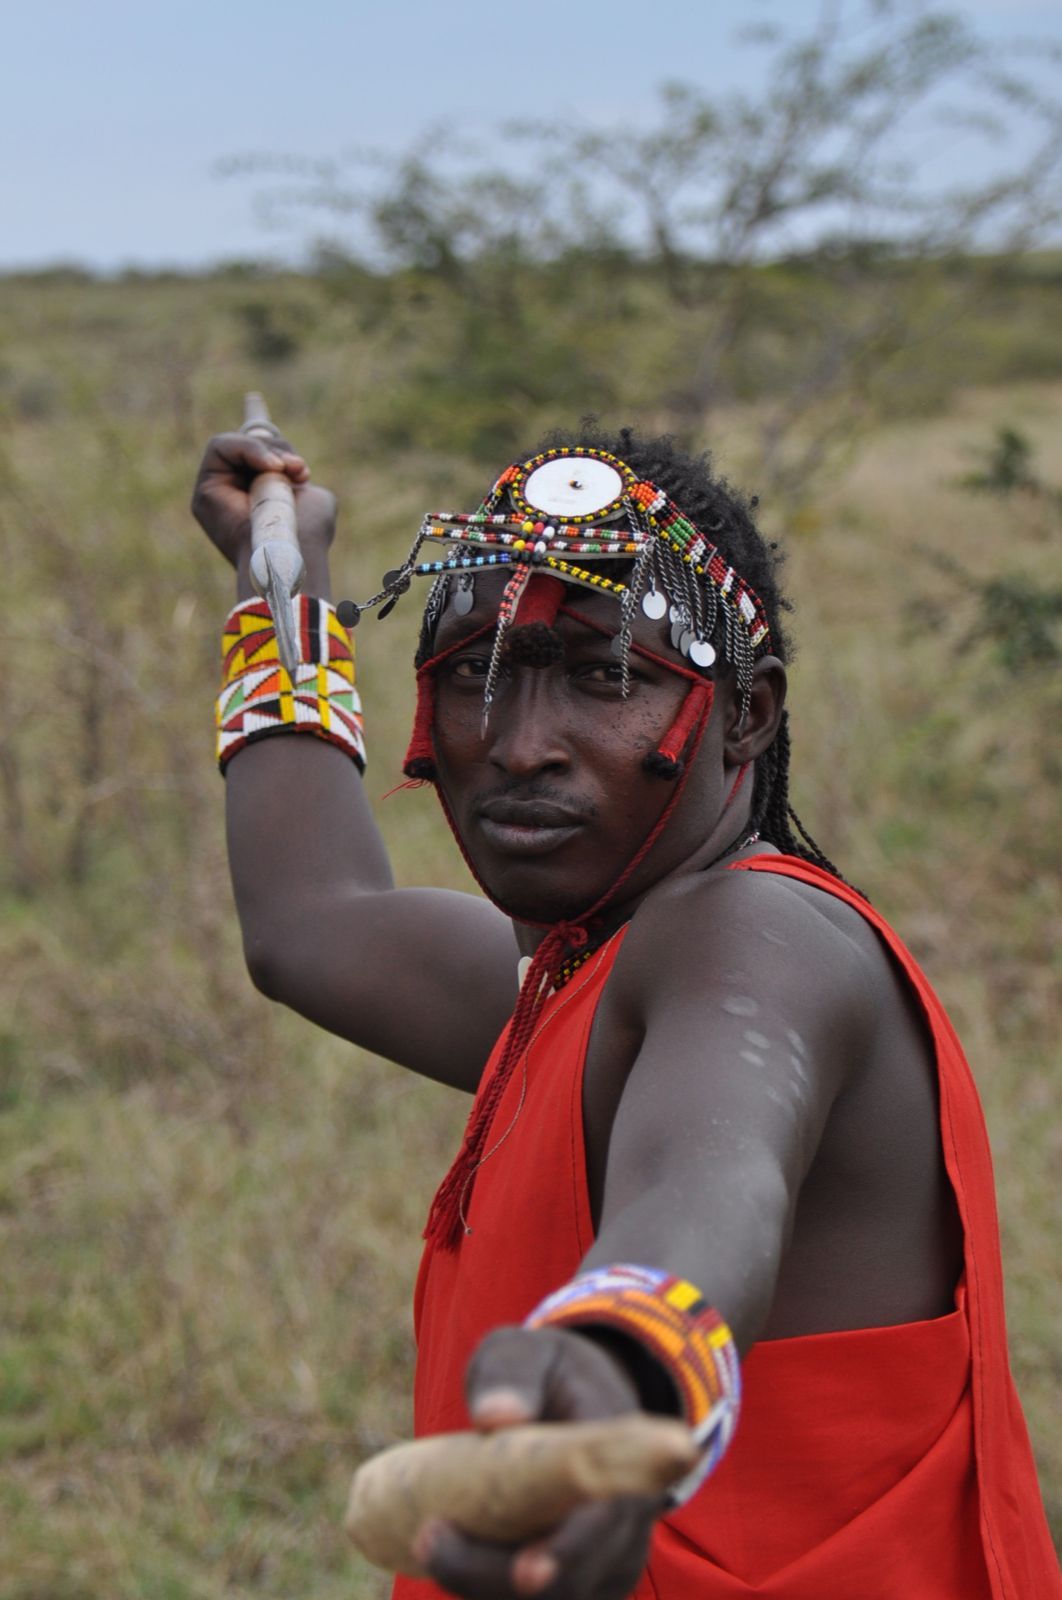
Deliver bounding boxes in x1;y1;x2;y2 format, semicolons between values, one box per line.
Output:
450;657;491;679
576;662;627;685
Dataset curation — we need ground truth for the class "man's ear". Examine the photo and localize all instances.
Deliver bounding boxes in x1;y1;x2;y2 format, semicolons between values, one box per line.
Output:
724;656;787;765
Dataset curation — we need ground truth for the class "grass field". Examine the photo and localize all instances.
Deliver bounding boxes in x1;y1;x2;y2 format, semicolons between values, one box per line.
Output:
0;267;1059;1597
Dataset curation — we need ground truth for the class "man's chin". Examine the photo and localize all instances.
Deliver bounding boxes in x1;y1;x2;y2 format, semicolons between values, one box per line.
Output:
472;856;598;927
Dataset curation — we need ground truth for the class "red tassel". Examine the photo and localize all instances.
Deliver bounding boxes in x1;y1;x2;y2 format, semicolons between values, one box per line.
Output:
400;618;497;783
403;671;437;779
646;682;714;777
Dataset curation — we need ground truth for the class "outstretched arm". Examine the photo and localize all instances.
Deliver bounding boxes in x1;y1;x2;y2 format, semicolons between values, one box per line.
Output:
584;870;866;1343
420;871;871;1599
193;430;518;1089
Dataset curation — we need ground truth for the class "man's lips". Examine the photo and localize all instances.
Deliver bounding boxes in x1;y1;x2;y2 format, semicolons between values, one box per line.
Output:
478;798;587;827
475;797;588;855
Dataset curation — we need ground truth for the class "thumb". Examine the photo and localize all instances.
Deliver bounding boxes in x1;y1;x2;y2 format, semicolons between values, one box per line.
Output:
465;1326;558;1432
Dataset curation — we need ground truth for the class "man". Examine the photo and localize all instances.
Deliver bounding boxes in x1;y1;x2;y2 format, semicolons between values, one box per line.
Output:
192;426;1058;1600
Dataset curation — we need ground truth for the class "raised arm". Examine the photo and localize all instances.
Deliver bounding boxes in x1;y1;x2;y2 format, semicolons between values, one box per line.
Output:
192;430;518;1089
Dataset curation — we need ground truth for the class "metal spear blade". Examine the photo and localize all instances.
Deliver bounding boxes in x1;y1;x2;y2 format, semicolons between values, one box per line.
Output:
250;541;303;678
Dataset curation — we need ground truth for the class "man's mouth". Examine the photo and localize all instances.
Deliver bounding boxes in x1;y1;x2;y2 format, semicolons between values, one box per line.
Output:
476;797;587;856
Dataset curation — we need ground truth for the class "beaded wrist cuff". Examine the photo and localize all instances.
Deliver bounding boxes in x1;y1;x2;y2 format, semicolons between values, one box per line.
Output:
217;597;366;773
525;1264;741;1506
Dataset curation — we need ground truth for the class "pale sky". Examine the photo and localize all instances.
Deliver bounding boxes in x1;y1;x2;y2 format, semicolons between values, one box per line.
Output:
6;0;1060;272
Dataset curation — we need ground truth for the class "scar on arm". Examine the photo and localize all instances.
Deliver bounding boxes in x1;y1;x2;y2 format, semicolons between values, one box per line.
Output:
722;996;760;1018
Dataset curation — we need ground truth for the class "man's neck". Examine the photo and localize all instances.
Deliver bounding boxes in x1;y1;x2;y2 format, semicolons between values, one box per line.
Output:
512;819;766;959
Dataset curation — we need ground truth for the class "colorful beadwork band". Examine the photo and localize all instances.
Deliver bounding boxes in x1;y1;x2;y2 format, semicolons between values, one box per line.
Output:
354;446;771;725
217;597;366;773
525;1263;741;1506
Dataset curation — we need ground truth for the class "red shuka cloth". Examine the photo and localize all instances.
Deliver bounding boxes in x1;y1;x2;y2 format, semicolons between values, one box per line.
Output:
393;857;1060;1598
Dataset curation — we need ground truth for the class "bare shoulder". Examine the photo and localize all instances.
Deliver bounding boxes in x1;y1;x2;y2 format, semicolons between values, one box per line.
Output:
583;855;885;1174
581;856;884;1252
611;855;886;1032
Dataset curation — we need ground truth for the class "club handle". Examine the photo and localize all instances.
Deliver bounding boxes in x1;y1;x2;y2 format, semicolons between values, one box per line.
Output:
344;1414;697;1577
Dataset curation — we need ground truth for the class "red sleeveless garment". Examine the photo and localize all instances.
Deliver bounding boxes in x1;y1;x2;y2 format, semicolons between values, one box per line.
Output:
395;856;1060;1598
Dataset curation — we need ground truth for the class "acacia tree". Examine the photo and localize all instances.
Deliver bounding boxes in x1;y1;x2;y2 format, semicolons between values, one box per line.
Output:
224;0;1062;485
523;1;1062;490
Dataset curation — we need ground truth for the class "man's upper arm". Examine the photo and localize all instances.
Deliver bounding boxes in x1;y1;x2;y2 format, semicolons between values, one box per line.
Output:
247;881;519;1092
587;871;876;1346
271;889;521;1088
225;736;520;1092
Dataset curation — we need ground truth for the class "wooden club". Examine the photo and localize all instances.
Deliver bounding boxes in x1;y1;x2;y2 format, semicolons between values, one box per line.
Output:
345;1414;697;1577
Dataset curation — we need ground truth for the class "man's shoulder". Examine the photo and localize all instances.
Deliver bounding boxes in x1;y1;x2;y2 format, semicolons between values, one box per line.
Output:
613;852;890;1026
630;849;879;949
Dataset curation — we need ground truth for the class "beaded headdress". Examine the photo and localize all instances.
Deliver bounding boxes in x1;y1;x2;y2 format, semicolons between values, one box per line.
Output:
348;446;773;779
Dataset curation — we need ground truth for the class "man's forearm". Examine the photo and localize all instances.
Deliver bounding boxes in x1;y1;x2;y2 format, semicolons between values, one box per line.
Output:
222;533;396;984
583;1155;791;1356
225;734;395;971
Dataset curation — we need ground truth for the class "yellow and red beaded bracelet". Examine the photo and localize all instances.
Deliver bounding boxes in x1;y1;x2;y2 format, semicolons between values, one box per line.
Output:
525;1263;741;1506
217;597;366;773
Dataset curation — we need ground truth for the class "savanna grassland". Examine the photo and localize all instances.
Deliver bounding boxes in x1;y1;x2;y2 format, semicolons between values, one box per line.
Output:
0;259;1059;1599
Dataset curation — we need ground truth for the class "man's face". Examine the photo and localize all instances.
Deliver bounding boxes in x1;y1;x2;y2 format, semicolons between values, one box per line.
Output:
429;576;737;924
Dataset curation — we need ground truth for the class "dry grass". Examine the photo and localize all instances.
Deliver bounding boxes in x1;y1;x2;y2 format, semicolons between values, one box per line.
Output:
0;270;1058;1592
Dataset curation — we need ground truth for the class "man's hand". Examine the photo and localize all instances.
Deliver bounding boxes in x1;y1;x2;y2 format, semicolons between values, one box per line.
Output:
190;431;335;569
416;1326;660;1600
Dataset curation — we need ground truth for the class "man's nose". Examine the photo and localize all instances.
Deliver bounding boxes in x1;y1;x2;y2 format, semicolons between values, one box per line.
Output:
487;672;571;778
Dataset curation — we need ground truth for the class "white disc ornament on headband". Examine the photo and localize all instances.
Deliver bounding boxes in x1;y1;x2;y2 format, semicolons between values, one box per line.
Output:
641;587;668;620
522;456;625;519
689;639;716;668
